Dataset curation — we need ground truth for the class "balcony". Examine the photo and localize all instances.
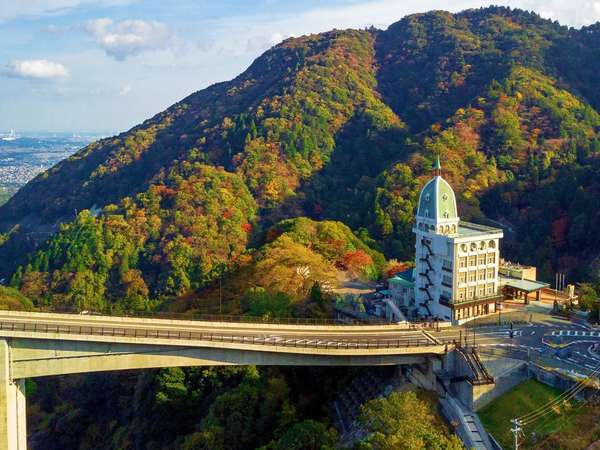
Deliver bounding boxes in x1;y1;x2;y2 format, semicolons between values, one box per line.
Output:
439;293;503;308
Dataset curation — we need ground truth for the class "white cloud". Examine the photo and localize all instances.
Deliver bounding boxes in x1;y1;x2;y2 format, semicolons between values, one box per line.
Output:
0;0;135;22
513;0;600;27
245;32;289;53
84;18;176;60
119;84;131;96
5;59;69;79
228;0;600;49
42;24;64;35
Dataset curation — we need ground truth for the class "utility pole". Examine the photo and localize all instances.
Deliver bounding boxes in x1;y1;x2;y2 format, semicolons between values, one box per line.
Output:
511;419;522;450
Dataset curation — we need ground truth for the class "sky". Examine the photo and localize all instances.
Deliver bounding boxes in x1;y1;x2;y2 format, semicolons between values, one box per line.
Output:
2;0;600;134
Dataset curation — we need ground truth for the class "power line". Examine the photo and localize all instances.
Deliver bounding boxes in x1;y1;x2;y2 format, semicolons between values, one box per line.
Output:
508;359;600;449
517;360;600;426
519;358;600;421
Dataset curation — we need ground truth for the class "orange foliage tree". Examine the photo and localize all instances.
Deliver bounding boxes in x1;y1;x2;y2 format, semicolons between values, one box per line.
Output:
341;250;374;278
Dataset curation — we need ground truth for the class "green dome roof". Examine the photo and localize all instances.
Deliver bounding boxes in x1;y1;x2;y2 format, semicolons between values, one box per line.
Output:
416;175;458;221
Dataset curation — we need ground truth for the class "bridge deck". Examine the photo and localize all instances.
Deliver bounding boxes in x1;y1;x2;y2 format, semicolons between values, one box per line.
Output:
0;310;443;352
0;310;451;379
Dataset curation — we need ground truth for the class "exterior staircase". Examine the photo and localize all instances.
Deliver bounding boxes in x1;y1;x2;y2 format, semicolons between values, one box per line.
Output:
418;239;436;318
454;346;495;385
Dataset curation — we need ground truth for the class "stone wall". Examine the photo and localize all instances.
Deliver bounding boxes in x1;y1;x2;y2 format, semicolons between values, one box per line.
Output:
473;362;529;410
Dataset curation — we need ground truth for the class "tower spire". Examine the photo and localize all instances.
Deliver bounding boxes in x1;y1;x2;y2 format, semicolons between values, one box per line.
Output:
434;154;442;177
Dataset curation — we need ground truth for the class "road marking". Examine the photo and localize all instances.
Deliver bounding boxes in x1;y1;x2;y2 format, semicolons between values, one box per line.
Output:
550;330;600;338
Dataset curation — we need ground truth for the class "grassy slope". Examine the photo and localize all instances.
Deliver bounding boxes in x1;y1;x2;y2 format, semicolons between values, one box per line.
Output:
0;286;33;310
478;378;599;449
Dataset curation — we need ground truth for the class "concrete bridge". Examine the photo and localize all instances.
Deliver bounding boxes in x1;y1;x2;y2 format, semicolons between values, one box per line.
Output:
0;310;449;449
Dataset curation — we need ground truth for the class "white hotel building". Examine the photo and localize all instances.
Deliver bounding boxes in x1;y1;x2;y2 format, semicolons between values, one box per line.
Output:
390;158;506;323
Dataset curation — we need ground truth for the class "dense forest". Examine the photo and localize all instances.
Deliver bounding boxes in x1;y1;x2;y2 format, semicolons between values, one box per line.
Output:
2;6;600;448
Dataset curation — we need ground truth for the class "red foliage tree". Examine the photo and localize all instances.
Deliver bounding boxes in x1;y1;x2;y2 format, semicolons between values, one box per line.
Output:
341;250;373;277
386;262;410;278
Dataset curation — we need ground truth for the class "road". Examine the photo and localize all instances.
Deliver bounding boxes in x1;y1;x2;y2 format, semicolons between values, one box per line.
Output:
0;308;598;371
0;310;442;351
433;318;600;375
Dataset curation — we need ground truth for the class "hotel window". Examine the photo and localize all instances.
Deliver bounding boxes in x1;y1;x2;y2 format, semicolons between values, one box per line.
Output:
468;272;476;282
487;268;495;279
468;256;476;267
487;253;495;264
478;287;485;297
459;257;466;268
478;255;485;265
487;285;494;295
459;273;466;283
478;270;486;281
467;288;474;299
458;289;465;300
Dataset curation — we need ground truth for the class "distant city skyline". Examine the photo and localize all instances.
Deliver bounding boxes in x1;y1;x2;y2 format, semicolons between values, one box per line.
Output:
2;0;600;133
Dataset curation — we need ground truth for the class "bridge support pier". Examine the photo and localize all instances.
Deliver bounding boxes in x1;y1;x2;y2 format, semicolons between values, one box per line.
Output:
0;340;26;450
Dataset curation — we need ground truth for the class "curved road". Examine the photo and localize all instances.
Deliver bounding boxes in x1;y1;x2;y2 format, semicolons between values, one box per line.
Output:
434;320;600;374
0;310;443;351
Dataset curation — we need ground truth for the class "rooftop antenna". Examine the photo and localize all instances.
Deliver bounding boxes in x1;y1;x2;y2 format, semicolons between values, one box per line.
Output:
434;154;442;177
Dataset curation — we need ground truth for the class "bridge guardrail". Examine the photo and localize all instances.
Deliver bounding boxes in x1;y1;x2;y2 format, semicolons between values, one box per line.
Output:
0;320;442;350
0;306;445;330
0;306;388;326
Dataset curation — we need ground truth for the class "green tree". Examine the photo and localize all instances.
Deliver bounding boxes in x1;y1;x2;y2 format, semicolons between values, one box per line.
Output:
309;281;325;308
578;283;598;312
356;391;463;450
273;420;338;450
155;368;189;405
243;288;293;319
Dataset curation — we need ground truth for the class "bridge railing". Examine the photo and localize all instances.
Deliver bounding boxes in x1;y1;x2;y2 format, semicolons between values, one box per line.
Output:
0;320;442;350
3;306;389;326
0;306;444;330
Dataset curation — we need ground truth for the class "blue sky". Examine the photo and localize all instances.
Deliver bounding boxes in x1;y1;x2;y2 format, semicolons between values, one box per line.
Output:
2;0;599;133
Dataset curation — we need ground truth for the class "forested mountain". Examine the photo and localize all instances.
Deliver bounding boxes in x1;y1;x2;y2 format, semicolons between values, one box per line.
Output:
4;8;600;310
4;7;600;446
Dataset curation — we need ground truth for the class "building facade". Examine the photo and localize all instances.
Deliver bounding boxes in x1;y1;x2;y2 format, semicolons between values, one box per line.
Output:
398;158;505;323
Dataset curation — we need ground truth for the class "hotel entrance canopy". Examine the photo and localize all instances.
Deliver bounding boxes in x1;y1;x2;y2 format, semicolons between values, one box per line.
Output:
500;276;549;304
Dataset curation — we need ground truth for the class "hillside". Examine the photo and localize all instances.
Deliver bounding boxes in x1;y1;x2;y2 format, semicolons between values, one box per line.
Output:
3;6;600;310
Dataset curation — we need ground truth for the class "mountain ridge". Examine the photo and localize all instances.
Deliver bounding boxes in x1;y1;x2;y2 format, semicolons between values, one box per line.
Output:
3;6;600;310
